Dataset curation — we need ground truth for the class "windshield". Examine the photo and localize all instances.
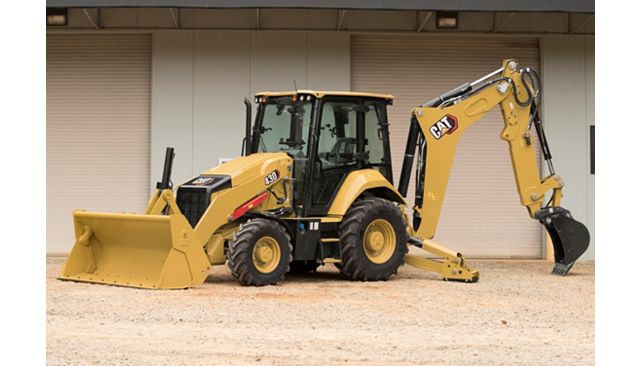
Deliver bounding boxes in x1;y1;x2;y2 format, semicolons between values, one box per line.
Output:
256;97;312;157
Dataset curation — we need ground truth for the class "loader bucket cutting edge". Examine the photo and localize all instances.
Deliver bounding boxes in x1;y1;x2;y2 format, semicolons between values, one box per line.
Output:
58;211;210;289
535;207;590;276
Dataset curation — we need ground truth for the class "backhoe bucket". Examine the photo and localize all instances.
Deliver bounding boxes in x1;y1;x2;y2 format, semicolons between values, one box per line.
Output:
58;211;210;289
535;207;590;276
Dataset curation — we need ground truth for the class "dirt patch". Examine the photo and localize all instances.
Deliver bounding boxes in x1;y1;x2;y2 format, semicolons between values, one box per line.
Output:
47;258;594;366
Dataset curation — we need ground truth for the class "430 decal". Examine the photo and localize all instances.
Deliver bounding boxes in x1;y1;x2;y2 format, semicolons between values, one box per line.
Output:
429;114;459;139
264;170;280;185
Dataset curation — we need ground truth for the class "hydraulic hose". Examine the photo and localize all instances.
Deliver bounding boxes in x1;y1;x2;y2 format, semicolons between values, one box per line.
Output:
512;67;540;108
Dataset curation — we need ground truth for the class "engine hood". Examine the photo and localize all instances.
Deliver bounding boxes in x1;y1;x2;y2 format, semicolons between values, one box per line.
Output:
201;152;293;187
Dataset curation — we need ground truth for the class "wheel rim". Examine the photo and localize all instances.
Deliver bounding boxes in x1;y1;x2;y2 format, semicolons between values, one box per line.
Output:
363;219;396;264
252;236;281;274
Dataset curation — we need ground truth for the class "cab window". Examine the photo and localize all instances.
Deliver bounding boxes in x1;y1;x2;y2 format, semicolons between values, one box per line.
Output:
363;102;392;180
317;102;358;169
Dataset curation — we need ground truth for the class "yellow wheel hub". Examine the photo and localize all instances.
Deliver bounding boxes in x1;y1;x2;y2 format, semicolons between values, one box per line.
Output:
363;219;396;264
252;236;281;273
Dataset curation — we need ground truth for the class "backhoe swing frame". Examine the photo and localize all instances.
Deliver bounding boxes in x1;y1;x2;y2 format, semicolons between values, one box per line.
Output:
399;59;565;279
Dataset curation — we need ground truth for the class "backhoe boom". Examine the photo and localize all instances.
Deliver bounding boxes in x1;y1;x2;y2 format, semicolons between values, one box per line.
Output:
400;59;590;276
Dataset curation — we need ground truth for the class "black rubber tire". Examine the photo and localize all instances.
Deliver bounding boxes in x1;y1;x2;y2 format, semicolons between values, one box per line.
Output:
288;260;320;274
338;198;409;281
227;219;292;286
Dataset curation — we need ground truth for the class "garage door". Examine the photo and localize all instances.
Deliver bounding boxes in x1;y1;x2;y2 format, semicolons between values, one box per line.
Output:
352;35;541;258
47;34;151;254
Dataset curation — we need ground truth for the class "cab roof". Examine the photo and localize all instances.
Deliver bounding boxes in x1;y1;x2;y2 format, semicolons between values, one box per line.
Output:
255;90;394;101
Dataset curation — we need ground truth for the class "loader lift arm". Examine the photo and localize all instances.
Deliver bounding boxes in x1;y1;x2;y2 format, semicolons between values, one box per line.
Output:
399;59;590;277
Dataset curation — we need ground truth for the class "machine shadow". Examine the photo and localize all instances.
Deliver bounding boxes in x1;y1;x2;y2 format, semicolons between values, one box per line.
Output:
204;267;344;285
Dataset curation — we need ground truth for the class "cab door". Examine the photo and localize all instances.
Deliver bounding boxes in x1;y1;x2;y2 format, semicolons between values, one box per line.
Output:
308;99;360;215
307;98;392;216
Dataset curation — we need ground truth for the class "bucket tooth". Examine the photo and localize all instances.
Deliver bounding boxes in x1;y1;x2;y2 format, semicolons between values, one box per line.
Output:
551;262;574;276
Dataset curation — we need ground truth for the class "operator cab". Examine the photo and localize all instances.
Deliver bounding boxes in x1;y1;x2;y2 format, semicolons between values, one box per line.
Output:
248;90;394;216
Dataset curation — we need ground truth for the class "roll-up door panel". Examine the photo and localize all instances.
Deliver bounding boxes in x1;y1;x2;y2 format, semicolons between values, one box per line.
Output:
47;34;151;254
352;36;541;258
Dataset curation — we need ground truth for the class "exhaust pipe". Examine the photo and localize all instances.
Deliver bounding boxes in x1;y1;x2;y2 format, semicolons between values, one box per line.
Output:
156;147;175;190
243;97;252;156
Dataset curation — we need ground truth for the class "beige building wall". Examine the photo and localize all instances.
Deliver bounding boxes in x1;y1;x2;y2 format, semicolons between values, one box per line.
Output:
45;18;594;257
151;31;350;187
541;35;595;260
47;34;152;254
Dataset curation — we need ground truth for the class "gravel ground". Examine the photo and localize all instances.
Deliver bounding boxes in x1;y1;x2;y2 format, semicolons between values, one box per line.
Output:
47;257;594;366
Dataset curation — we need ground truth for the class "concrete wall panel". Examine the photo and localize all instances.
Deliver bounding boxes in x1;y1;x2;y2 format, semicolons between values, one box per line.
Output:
151;31;194;187
585;35;595;260
541;35;594;260
194;9;256;29
306;33;350;90
260;9;337;30
151;31;350;184
458;12;493;32
138;8;175;28
250;32;308;94
99;8;139;28
193;32;251;173
342;10;416;31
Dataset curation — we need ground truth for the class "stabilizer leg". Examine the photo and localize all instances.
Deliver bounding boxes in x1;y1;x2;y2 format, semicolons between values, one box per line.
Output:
404;238;479;283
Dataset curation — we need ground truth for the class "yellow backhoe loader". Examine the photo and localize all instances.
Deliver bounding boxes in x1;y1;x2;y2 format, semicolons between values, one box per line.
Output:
59;59;589;289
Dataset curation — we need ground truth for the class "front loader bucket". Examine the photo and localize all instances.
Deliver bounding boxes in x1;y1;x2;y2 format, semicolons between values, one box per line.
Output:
535;207;590;276
59;211;211;289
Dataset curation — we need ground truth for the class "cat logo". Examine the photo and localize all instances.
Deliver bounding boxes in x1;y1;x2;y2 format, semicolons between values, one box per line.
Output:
429;114;459;139
191;176;216;186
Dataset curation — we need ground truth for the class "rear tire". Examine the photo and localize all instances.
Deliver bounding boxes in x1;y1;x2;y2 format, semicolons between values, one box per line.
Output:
338;198;409;281
227;219;292;286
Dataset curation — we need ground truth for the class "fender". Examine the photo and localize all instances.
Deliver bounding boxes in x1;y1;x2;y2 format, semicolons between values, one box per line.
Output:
327;169;405;216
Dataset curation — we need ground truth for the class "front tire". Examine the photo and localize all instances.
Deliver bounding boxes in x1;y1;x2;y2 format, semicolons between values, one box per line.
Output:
227;219;292;286
338;198;409;281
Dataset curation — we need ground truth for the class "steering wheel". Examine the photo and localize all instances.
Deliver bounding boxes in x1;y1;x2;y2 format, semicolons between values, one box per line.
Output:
329;137;357;164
